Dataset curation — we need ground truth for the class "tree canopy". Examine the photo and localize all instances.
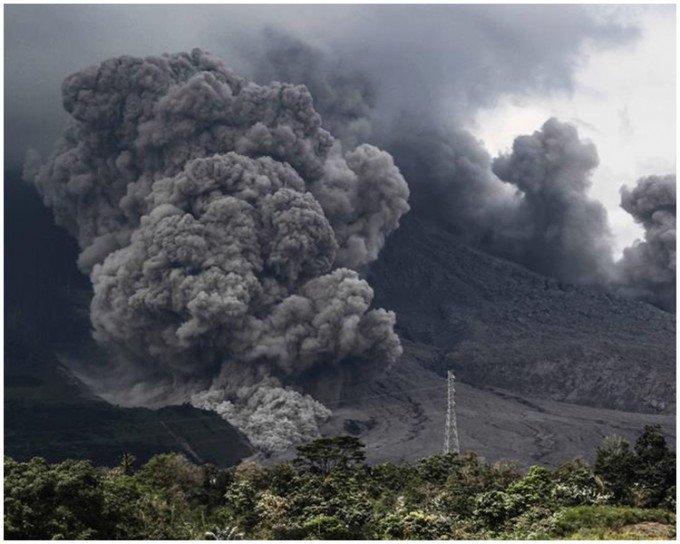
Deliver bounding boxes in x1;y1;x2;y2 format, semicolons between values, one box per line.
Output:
293;435;366;474
4;427;675;540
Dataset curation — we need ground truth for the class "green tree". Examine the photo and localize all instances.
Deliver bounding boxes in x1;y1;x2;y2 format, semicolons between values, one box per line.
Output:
594;435;636;504
253;490;290;538
224;480;260;533
439;452;501;518
134;453;203;496
233;460;268;490
415;453;462;484
369;461;418;496
378;509;455;539
505;465;554;515
301;515;353;539
4;456;108;539
265;462;298;496
199;463;233;508
100;472;148;539
119;452;136;476
131;453;208;537
551;457;604;506
632;425;675;508
293;436;366;475
473;490;522;532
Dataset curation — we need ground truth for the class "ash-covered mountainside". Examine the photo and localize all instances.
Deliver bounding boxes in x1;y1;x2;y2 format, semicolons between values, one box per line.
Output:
368;212;675;414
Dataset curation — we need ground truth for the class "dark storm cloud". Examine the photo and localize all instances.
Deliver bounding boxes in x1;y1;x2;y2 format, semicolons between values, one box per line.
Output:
383;121;517;245
9;5;669;314
250;25;674;309
378;118;615;286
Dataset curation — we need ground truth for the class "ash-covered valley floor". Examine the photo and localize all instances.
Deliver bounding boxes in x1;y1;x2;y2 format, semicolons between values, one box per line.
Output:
319;212;675;466
321;350;675;468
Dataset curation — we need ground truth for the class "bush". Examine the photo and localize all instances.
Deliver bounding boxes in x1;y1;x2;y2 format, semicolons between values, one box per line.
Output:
378;510;454;539
473;490;524;531
551;457;606;506
504;506;560;539
301;515;353;539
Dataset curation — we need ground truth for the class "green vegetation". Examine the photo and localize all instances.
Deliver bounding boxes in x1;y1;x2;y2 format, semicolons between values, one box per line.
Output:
4;425;675;540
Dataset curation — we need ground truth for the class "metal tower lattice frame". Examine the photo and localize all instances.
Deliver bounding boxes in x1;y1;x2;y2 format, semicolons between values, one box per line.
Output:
443;370;460;455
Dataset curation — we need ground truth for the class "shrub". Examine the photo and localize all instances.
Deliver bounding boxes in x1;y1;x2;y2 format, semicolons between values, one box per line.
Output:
378;510;454;539
551;457;607;506
473;490;524;531
301;515;353;539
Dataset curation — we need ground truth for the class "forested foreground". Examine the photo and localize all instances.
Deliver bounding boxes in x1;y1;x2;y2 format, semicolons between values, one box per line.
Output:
4;425;675;540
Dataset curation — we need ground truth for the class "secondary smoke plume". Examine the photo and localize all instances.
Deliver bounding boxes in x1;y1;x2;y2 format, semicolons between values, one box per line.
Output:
616;175;676;311
253;32;676;310
253;34;617;286
492;118;614;284
382;118;616;286
28;49;409;451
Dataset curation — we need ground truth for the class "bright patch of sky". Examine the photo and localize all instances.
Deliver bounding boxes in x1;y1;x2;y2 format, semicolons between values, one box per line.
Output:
469;6;675;257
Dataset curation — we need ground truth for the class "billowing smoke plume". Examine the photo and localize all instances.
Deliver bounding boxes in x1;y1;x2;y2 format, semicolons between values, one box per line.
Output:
389;119;614;285
386;122;517;246
28;49;409;451
492;118;614;284
254;29;375;150
616;175;676;311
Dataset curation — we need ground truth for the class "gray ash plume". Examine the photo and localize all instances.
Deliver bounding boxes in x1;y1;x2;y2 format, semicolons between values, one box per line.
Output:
387;118;615;286
26;49;409;452
491;118;614;284
254;29;375;150
616;175;676;311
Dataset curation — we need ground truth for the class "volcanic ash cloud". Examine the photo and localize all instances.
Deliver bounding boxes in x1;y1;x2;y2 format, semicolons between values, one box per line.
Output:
27;49;409;452
616;174;676;312
492;118;614;284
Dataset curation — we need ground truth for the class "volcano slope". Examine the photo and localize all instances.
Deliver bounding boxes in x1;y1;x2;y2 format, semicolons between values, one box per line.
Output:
5;173;254;468
319;212;675;466
6;170;675;467
370;213;675;414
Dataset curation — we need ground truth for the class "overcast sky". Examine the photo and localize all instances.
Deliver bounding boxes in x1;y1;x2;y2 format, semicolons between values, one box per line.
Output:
4;4;676;254
471;5;676;254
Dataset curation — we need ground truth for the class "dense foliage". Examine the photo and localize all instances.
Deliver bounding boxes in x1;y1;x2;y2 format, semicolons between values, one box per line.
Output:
4;426;675;540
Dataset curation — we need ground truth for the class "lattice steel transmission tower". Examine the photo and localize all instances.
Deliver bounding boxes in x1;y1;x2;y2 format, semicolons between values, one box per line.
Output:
443;370;460;455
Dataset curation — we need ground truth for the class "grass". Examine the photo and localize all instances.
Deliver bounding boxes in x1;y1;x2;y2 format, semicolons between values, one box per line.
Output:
546;505;675;540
